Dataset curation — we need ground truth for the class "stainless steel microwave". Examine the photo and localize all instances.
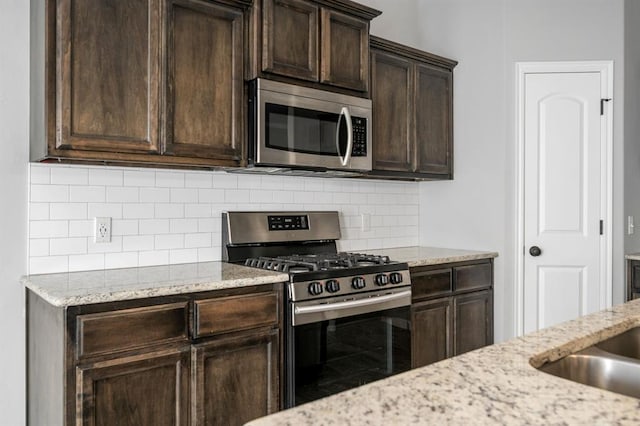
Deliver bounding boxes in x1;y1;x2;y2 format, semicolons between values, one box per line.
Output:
248;79;372;172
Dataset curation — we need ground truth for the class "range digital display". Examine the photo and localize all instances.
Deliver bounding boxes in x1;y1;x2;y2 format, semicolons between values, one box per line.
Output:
268;215;309;231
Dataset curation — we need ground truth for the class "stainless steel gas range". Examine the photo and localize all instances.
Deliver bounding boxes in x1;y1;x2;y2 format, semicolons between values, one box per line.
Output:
222;211;412;408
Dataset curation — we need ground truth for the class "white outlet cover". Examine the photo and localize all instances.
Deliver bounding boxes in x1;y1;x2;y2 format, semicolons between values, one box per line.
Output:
94;217;112;243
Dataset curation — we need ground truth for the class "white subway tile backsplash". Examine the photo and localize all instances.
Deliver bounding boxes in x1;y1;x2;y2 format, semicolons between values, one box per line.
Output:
123;203;154;219
170;248;198;264
30;221;69;239
69;254;104;272
139;219;170;235
155;234;184;250
106;187;139;203
31;184;69;202
170;218;198;234
50;237;87;256
140;187;170;203
185;233;211;248
112;219;139;236
123;235;154;252
124;170;155;187
156;171;185;188
88;203;122;219
50;203;87;220
105;252;139;269
28;164;421;274
30;203;50;220
70;186;105;202
88;168;123;186
29;239;50;257
185;172;212;188
51;167;88;185
30;165;51;184
139;250;169;267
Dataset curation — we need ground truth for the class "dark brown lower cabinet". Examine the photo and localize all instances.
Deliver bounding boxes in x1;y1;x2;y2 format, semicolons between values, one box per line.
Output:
76;349;191;426
27;284;283;426
411;260;494;369
192;330;279;425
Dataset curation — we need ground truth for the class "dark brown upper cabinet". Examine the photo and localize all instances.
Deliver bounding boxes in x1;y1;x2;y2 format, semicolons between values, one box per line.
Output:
31;0;252;168
249;0;380;94
370;36;457;180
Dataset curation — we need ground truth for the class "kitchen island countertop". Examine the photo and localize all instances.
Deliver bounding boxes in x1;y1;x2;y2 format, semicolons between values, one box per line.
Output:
247;298;640;425
22;261;289;307
366;246;498;267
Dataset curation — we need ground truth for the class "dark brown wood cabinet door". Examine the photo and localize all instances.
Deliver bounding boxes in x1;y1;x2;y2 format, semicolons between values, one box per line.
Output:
371;50;413;172
262;0;318;82
414;63;453;176
411;297;452;368
164;0;245;164
320;9;369;91
56;0;161;154
453;290;493;356
192;329;280;426
76;348;190;426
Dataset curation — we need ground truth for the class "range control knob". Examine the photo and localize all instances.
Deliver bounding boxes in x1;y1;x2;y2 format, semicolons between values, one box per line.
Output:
390;272;404;284
308;281;324;296
375;274;389;286
351;276;366;290
326;279;340;293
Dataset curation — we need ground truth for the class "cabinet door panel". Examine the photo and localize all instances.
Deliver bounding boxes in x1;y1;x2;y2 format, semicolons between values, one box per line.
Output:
371;51;413;171
415;63;453;175
320;9;368;91
76;349;190;426
454;290;493;356
192;329;280;425
57;0;160;153
411;298;452;368
454;262;492;293
263;0;318;81
164;0;244;163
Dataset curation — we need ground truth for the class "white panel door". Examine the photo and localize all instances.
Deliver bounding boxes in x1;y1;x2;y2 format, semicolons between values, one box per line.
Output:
523;71;603;333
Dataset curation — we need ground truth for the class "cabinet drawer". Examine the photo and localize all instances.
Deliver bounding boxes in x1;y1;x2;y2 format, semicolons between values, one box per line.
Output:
411;268;452;301
76;302;189;359
454;263;492;292
631;262;640;289
194;292;279;338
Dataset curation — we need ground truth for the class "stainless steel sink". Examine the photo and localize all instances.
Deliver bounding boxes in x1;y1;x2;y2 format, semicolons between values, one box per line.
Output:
595;327;640;359
538;329;640;399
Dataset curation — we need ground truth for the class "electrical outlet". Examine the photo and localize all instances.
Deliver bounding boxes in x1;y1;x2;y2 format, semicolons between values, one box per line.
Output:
94;217;112;243
629;216;635;235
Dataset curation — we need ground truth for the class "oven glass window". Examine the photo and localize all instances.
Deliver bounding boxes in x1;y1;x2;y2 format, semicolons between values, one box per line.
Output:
266;103;347;156
293;306;411;406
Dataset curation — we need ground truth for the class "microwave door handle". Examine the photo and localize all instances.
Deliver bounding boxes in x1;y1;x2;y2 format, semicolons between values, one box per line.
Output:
336;107;353;166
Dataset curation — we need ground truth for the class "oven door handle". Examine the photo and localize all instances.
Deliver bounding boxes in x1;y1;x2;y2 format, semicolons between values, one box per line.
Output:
292;290;410;326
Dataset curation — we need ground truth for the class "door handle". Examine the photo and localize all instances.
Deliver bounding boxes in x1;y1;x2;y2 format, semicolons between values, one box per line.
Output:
529;246;542;257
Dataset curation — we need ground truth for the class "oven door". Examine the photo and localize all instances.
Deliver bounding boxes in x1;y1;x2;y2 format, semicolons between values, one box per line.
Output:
286;288;411;407
254;79;372;171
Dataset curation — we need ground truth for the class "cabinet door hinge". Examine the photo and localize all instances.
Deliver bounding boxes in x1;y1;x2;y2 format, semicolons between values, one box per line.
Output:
600;98;612;115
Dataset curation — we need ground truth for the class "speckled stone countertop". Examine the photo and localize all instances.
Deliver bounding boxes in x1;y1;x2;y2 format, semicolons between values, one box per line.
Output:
22;262;289;307
247;299;640;426
366;246;498;267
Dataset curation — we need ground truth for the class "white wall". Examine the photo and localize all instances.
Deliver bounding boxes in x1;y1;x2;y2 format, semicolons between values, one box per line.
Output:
0;1;28;424
416;0;626;342
625;0;640;255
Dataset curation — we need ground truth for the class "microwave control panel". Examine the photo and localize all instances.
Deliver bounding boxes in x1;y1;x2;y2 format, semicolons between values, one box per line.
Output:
351;117;368;157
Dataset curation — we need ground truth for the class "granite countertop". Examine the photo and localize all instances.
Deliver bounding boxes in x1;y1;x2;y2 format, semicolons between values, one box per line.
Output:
366;246;498;267
248;299;640;425
22;262;289;307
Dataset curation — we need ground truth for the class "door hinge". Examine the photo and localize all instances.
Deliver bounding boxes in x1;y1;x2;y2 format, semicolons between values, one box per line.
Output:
600;98;612;115
600;219;604;235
